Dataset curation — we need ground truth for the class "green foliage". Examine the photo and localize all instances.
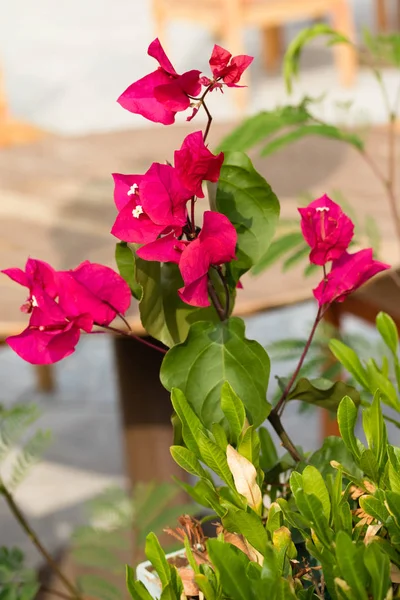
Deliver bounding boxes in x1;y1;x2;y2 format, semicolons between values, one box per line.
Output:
0;404;51;491
161;318;271;428
0;548;39;600
283;24;351;93
363;30;400;68
286;377;361;410
115;241;142;300
216;151;280;278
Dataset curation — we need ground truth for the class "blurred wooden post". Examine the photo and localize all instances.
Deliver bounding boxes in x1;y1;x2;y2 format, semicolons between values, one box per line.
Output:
113;335;186;487
261;26;283;72
376;0;388;31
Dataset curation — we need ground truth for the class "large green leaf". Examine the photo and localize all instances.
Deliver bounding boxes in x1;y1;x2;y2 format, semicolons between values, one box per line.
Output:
207;539;255;600
160;318;271;428
170;388;208;456
335;532;369;600
133;255;225;348
364;543;391;600
216;152;280;276
287;377;360;410
222;507;268;555
376;312;398;356
302;465;331;522
144;533;170;588
126;566;153;600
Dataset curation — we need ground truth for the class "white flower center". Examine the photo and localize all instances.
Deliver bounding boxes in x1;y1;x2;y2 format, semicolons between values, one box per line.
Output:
39;325;45;331
127;183;139;196
316;206;330;212
132;205;144;219
31;295;38;307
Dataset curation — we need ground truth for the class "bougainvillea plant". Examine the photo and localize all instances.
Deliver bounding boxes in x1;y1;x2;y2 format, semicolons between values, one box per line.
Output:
2;34;400;600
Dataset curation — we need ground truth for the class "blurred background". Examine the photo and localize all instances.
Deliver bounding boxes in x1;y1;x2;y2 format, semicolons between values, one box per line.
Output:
0;0;399;577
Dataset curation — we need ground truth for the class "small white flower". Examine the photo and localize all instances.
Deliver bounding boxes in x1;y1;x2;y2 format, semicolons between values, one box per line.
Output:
127;183;139;196
132;205;144;219
39;326;45;331
316;206;329;212
31;295;39;307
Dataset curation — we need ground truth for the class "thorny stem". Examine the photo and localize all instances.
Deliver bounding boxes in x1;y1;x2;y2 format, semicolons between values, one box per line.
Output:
98;324;167;354
0;479;82;600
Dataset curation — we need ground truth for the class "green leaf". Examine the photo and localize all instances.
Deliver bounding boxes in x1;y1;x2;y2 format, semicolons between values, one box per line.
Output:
161;318;271;429
145;533;170;588
359;449;380;482
259;426;278;471
195;574;220;600
329;340;369;389
216;152;280;276
287;377;360;410
170;389;208;456
282;243;310;272
302;465;331;522
251;233;304;276
335;532;368;599
126;566;153;600
359;495;389;523
221;382;246;446
266;503;283;536
284;24;351;93
260;124;363;156
198;432;235;488
115;242;142;300
364;543;391;600
237;425;260;466
388;446;400;493
222;507;268;555
170;446;210;480
207;539;255;600
365;359;400;411
212;423;229;449
385;491;400;529
337;397;363;462
290;471;333;548
309;436;361;479
134;256;222;348
216;106;310;153
362;392;387;471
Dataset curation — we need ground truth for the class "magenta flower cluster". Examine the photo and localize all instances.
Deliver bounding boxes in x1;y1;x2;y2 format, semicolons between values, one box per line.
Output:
1;39;391;366
299;195;390;306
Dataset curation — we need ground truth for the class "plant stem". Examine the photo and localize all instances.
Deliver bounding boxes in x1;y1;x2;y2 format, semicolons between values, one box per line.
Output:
202;99;213;143
0;480;82;600
274;306;323;417
267;411;302;463
207;277;225;321
190;197;196;232
98;324;167;354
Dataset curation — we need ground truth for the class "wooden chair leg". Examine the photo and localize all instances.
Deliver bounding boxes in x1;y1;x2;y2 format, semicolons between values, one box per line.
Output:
330;0;357;87
35;365;56;393
376;0;388;31
261;26;283;72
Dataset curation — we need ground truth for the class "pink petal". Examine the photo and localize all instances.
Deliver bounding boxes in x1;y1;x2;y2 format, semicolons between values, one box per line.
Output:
1;268;29;287
199;211;237;264
174;131;224;198
223;54;253;85
70;261;131;316
136;232;187;263
111;200;165;244
154;80;192;112
112;173;144;211
140;163;190;227
7;324;80;365
117;70;176;125
209;45;232;77
148;38;177;76
177;69;202;97
178;276;210;307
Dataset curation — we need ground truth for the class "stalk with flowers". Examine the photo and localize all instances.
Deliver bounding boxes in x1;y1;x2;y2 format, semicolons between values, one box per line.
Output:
1;36;400;600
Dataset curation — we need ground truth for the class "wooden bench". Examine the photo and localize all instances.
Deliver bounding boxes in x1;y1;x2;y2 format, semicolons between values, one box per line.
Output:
0;125;398;485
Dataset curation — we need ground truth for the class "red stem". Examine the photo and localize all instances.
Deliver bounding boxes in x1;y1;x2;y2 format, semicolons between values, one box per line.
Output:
96;324;167;354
